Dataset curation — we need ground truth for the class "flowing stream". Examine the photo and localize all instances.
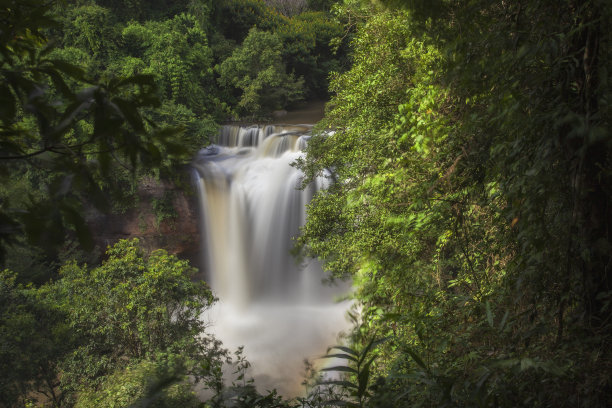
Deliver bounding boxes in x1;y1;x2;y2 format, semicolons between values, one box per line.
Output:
192;124;350;396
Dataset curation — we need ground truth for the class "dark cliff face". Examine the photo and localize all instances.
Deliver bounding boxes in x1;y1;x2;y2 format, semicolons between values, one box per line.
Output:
87;176;202;270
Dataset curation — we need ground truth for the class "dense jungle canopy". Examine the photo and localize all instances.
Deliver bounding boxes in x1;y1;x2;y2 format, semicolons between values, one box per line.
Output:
1;0;611;407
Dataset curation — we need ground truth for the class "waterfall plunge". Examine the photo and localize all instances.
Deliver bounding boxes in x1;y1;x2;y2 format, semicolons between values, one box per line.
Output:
193;125;350;396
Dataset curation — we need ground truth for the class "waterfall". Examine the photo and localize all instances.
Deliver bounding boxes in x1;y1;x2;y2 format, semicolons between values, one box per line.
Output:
193;124;350;396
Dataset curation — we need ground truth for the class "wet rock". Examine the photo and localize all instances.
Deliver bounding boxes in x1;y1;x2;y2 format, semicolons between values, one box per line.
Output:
87;176;201;267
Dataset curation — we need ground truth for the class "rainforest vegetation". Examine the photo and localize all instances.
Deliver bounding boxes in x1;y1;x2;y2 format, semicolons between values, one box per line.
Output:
1;0;611;407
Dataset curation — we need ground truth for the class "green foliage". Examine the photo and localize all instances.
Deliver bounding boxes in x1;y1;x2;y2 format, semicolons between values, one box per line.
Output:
59;4;119;68
0;238;231;407
114;12;224;148
75;357;201;408
306;0;335;12
49;239;222;404
54;238;214;363
213;0;286;43
217;28;304;117
212;1;345;103
151;191;178;229
318;338;386;408
0;1;189;258
264;0;308;17
296;0;612;406
145;101;217;155
57;3;223;134
0;270;73;407
0;1;352;406
276;11;344;98
48;46;95;76
95;0;194;22
120;13;217;112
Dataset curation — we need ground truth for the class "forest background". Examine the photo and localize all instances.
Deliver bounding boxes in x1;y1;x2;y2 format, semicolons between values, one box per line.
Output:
1;0;611;407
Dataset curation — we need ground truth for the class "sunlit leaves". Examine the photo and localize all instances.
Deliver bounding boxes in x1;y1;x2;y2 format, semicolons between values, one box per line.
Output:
296;0;612;406
52;239;218;392
318;338;387;407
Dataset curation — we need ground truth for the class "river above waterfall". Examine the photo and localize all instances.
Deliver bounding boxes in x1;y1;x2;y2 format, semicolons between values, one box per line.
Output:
192;124;351;396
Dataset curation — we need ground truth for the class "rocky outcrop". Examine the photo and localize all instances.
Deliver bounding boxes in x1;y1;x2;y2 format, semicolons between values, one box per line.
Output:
87;175;201;269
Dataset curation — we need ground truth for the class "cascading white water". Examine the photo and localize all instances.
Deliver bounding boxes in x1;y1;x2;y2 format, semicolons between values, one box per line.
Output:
193;124;350;396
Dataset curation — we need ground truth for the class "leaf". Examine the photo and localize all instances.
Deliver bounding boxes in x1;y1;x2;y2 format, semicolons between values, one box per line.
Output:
143;142;162;164
490;358;519;369
357;355;376;399
38;39;57;58
405;346;428;371
329;346;359;357
44;68;75;98
475;366;493;390
75;169;111;213
48;100;92;142
161;140;189;156
321;353;358;362
358;338;376;366
48;59;87;81
112;98;145;132
358;337;387;366
321;366;358;374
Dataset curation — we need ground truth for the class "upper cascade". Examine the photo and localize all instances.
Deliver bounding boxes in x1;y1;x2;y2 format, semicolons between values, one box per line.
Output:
214;124;313;157
191;123;332;307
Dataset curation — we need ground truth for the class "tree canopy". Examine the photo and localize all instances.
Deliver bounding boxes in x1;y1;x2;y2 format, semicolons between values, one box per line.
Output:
1;239;222;407
295;0;612;406
1;0;611;407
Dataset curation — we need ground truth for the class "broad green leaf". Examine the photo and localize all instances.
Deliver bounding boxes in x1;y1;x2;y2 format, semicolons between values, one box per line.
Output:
357;355;376;399
405;346;428;372
321;353;358;362
48;59;87;81
329;345;359;357
321;365;358;374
